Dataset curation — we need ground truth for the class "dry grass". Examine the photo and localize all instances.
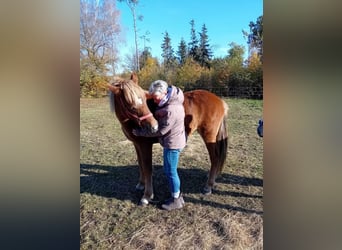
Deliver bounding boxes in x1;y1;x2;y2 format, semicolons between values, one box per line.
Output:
80;97;263;249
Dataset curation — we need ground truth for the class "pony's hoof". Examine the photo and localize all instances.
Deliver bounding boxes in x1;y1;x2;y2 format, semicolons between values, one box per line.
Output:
139;198;149;206
202;187;212;195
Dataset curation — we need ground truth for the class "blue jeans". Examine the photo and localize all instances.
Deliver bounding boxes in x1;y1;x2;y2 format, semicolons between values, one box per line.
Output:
163;148;182;196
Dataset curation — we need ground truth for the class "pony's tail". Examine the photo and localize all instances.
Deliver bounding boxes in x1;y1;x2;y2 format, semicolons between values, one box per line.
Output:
215;101;228;175
109;91;115;113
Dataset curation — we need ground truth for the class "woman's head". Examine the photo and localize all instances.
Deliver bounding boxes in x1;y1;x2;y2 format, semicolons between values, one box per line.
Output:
149;80;168;104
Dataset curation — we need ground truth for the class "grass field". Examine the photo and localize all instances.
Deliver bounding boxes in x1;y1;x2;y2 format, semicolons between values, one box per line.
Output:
80;97;263;249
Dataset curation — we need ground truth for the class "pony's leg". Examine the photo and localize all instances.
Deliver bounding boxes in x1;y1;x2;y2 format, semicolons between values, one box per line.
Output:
134;144;145;191
140;143;154;206
199;128;224;195
203;142;218;195
134;143;154;206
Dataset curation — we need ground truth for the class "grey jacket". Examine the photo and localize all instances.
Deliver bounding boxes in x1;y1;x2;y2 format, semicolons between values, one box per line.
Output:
135;85;186;149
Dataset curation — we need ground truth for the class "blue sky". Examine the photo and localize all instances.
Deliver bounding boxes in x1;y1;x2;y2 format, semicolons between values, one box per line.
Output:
117;0;263;65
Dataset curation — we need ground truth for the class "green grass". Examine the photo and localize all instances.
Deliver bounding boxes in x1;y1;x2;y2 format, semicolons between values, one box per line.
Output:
80;97;263;249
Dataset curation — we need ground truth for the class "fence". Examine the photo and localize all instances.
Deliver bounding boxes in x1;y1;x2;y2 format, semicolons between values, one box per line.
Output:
83;84;263;99
184;85;263;99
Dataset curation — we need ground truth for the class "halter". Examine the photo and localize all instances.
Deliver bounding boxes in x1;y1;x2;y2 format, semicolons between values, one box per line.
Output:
134;112;153;121
122;112;153;124
116;90;153;125
122;107;154;126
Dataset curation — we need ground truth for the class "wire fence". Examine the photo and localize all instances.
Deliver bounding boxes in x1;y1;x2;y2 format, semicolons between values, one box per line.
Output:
184;86;263;99
84;85;263;100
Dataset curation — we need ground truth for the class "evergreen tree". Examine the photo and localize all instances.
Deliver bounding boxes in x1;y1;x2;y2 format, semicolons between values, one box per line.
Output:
188;19;200;62
161;31;176;70
177;38;188;65
198;24;212;68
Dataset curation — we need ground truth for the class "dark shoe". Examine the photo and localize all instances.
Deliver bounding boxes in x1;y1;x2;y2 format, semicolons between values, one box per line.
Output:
162;196;184;211
257;119;263;137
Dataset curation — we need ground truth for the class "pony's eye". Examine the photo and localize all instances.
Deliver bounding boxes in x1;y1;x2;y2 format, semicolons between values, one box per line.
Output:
114;83;122;89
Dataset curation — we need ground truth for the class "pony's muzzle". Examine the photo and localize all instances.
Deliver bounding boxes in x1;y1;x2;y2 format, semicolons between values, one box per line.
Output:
151;124;158;133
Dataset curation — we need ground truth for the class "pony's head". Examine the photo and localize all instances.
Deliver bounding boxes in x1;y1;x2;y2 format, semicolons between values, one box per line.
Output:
108;73;158;133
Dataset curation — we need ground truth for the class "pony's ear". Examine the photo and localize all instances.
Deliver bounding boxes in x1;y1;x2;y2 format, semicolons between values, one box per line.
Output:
107;83;121;94
145;90;153;99
130;72;138;84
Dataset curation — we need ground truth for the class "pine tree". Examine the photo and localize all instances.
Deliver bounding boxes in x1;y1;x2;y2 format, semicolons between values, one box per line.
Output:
161;31;176;70
177;38;188;65
188;19;200;62
198;24;212;68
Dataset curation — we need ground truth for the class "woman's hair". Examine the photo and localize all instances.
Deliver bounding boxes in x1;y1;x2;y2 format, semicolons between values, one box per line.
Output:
149;80;168;95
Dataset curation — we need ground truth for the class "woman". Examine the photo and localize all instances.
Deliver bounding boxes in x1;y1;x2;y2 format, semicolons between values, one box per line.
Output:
133;80;186;211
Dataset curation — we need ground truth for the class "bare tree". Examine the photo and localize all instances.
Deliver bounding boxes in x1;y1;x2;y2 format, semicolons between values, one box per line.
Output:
140;30;150;51
119;0;142;72
123;47;139;72
80;0;121;76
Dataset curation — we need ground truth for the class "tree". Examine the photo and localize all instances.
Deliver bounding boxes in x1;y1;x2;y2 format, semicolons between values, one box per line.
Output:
80;0;121;96
243;15;263;61
198;24;213;68
119;0;142;71
246;51;263;99
138;57;161;89
226;42;245;70
140;30;150;51
161;31;176;69
176;58;203;90
139;47;152;70
161;31;177;83
177;38;188;66
188;19;200;62
247;51;262;71
123;47;139;72
211;58;230;89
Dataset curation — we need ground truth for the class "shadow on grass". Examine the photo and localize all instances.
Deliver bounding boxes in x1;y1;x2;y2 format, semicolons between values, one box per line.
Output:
80;163;263;214
218;173;263;187
184;196;263;215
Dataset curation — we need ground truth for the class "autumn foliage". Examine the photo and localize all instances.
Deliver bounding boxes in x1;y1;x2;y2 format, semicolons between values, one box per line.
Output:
80;10;263;99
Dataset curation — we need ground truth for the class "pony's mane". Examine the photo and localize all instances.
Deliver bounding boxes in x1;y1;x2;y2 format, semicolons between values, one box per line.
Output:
122;80;145;108
109;77;145;113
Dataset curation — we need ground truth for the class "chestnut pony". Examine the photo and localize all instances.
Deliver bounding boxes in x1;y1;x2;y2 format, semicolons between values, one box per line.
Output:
108;73;228;206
